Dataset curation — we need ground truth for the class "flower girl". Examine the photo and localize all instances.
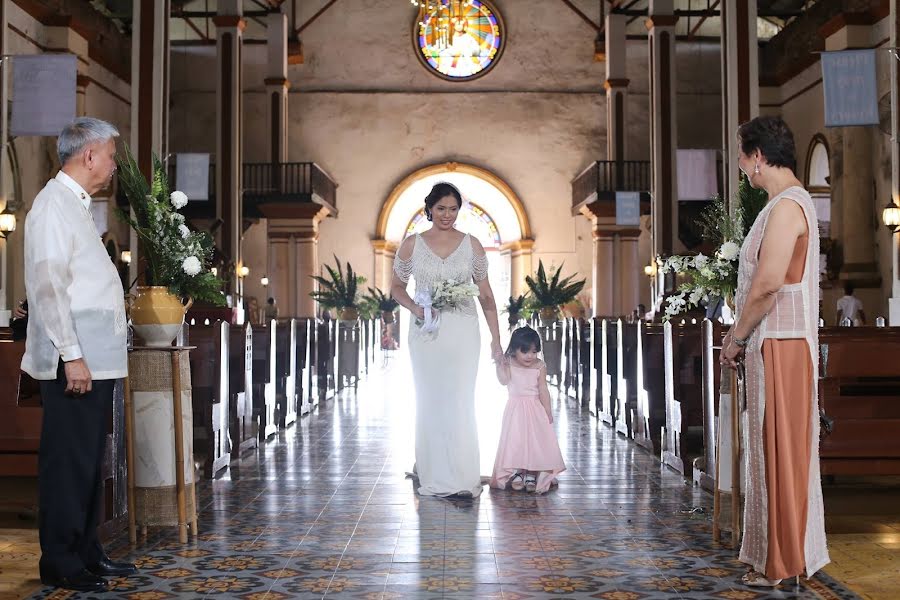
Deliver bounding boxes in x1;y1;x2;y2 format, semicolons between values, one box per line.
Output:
490;326;565;494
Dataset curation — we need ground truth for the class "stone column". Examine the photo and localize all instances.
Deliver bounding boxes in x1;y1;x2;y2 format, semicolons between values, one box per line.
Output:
76;75;90;117
647;0;678;257
618;230;641;315
371;239;398;292
265;10;289;166
721;0;759;207
605;13;628;164
592;231;615;317
891;0;900;323
215;0;244;295
840;126;879;285
129;0;171;284
266;206;329;318
501;239;534;299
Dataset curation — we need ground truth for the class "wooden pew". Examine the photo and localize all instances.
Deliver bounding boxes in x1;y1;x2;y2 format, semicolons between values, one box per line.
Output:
597;319;616;426
0;339;41;476
614;320;637;439
336;320;361;392
228;323;257;458
660;322;705;476
587;319;598;417
251;322;278;441
819;327;900;475
301;318;318;412
0;338;126;537
693;319;725;491
275;319;299;428
187;322;230;478
634;322;665;454
317;319;337;401
539;321;563;386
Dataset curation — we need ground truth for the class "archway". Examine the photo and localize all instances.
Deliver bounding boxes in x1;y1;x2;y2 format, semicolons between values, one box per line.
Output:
373;162;534;301
806;134;831;238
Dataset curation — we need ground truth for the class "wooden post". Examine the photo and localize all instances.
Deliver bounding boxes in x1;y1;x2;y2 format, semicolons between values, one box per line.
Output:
124;376;137;544
171;351;188;544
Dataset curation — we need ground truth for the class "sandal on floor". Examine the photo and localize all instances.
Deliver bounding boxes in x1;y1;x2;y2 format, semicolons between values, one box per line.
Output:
741;571;782;587
509;473;525;491
524;475;537;493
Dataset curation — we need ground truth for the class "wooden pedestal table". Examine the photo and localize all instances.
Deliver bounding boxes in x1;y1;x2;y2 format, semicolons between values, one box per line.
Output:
125;346;198;544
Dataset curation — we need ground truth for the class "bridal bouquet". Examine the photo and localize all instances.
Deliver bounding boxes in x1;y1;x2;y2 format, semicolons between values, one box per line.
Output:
658;177;766;320
414;278;480;338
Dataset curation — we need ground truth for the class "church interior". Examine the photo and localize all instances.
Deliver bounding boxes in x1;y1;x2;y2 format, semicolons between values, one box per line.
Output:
2;0;900;598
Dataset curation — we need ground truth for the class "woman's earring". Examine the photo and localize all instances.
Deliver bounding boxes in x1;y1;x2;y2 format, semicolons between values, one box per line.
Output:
754;162;760;175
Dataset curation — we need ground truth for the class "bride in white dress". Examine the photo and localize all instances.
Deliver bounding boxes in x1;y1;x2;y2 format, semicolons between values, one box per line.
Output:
391;182;503;498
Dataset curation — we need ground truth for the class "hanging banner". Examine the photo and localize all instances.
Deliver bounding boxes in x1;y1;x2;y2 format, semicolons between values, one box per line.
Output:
10;54;77;137
176;153;210;201
615;191;641;226
676;149;718;201
821;49;879;127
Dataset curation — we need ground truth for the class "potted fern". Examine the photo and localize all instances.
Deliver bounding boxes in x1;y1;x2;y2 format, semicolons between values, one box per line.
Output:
368;287;400;324
525;261;587;326
504;294;528;330
310;256;363;321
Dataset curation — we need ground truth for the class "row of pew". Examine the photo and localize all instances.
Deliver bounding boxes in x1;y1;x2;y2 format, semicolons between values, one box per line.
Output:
554;317;900;489
0;317;384;536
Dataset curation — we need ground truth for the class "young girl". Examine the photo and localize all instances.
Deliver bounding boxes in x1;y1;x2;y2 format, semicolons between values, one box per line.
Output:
490;326;566;494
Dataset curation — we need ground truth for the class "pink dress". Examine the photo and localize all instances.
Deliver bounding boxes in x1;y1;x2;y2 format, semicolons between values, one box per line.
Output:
490;364;566;493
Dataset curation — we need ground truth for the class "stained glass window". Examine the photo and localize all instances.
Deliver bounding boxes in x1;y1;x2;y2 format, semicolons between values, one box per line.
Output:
415;0;504;81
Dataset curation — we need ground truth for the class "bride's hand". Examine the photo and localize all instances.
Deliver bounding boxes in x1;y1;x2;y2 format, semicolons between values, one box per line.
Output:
413;305;426;321
490;340;503;362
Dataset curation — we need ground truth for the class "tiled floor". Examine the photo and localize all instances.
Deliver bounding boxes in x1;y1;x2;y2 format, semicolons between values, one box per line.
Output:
4;349;867;599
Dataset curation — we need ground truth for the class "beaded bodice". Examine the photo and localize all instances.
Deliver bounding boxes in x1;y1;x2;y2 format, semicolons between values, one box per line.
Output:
393;233;488;317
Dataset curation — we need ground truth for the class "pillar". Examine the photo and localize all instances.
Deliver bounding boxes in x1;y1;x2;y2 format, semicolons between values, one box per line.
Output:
372;239;398;292
618;230;641;314
215;1;244;296
130;0;171;284
501;239;534;299
605;13;628;164
891;0;900;323
721;0;759;207
647;0;678;257
593;231;615;317
265;9;289;165
267;207;329;318
76;75;90;117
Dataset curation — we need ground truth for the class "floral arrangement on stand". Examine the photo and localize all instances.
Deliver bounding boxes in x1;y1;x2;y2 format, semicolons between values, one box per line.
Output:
504;294;530;330
658;177;767;320
309;256;365;321
115;146;224;346
524;261;587;326
367;287;400;324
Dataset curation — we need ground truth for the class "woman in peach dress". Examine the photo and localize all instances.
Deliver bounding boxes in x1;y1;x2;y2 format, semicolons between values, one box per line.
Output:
721;116;829;587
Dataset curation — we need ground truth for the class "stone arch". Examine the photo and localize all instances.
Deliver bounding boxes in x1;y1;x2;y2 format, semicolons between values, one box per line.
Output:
372;162;534;296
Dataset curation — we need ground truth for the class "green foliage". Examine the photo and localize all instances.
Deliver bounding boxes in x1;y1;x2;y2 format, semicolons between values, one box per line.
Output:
357;295;379;321
698;176;769;247
309;256;362;309
115;145;225;305
524;261;586;309
367;287;399;312
504;294;528;315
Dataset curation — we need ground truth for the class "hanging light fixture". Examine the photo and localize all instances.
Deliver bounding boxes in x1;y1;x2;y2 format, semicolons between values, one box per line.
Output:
0;208;16;238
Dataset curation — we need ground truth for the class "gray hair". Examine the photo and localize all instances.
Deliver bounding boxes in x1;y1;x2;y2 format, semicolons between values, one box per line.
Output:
57;117;120;166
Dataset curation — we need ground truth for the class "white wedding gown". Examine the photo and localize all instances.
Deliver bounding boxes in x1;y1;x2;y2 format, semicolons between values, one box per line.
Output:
393;233;488;497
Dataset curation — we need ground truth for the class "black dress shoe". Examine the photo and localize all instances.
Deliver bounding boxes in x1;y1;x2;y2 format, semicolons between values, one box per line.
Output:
87;557;138;577
41;569;108;592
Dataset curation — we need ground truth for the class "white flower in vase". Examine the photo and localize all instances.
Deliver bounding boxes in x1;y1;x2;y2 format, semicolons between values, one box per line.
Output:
178;224;191;239
170;190;189;209
717;241;740;261
182;256;202;276
693;253;708;269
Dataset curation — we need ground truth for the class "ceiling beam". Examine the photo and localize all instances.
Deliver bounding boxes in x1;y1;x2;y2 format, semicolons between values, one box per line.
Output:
295;0;341;36
558;0;603;33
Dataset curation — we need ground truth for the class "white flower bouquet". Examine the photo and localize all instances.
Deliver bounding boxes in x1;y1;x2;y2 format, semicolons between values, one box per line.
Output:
414;278;480;338
658;178;767;320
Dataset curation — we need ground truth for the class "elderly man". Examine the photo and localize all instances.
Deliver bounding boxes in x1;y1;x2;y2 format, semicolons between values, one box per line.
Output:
21;117;136;592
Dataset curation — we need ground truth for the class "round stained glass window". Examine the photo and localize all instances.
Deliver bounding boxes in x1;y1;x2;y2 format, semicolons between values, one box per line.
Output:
414;0;504;81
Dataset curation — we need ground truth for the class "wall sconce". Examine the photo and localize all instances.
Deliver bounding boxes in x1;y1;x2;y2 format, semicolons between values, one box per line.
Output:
643;263;657;277
261;276;269;287
239;265;250;278
120;250;132;264
0;210;16;238
883;200;900;233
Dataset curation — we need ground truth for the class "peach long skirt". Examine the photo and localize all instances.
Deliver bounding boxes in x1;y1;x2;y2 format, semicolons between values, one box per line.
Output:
761;338;813;580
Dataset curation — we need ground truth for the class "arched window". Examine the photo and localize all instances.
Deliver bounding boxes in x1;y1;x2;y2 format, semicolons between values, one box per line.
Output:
805;135;830;238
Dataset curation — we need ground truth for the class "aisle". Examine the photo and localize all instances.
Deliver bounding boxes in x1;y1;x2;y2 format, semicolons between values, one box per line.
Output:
23;355;857;599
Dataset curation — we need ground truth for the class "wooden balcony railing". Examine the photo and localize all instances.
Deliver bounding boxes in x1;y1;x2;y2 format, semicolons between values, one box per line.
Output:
158;161;337;217
572;160;651;212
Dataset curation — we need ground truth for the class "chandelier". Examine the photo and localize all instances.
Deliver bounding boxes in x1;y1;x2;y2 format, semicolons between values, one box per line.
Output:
410;0;474;27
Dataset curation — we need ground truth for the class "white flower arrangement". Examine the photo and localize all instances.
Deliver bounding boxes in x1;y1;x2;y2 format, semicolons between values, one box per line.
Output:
170;190;188;209
430;278;480;311
182;256;202;276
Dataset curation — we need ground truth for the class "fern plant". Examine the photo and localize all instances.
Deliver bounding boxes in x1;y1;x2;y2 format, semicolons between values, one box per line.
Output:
309;255;362;309
525;261;586;309
368;287;399;312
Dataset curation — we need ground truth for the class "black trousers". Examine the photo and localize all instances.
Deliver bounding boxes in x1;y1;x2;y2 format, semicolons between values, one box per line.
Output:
38;362;114;578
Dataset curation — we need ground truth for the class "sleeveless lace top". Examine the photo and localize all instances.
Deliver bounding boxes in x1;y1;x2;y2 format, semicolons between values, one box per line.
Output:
393;233;489;317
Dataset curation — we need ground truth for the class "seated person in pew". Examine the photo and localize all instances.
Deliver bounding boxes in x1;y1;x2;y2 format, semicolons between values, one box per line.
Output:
490;327;565;495
836;284;865;326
